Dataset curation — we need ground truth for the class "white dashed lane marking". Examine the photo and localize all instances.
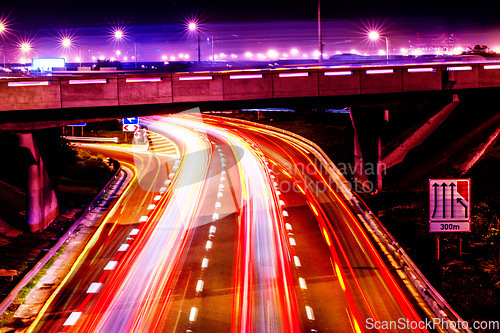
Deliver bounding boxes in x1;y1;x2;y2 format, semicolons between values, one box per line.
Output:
117;244;130;252
63;312;82;326
103;261;118;271
86;283;102;294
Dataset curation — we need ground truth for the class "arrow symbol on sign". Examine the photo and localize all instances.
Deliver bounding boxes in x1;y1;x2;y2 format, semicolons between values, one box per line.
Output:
441;183;447;218
457;198;468;218
432;183;439;218
450;182;455;218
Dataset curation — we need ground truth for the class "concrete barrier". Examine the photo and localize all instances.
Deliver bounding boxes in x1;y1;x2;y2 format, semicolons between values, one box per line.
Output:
445;64;480;90
403;66;443;91
61;75;118;108
118;74;172;105
479;64;500;88
319;69;361;96
222;71;273;100
361;67;403;94
172;73;223;102
272;70;319;98
0;78;61;111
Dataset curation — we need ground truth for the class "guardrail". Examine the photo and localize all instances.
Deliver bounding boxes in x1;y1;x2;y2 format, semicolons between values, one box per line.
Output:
62;136;119;143
0;166;126;316
224;117;471;333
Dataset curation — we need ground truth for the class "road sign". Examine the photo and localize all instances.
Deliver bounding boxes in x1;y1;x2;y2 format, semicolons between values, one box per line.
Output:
123;117;139;125
430;222;470;232
134;129;142;140
429;179;470;232
68;123;86;126
123;124;140;132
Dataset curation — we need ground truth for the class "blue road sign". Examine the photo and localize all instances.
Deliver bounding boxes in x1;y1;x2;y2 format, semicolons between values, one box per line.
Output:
68;123;87;126
123;117;139;125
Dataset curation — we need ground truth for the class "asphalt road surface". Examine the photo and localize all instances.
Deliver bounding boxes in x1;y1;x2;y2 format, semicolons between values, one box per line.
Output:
28;113;433;332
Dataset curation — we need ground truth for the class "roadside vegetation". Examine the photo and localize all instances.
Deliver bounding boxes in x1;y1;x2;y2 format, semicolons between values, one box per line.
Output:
0;132;117;322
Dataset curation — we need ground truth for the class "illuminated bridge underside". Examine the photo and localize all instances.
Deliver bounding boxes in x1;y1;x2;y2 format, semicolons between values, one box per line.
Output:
1;63;500;113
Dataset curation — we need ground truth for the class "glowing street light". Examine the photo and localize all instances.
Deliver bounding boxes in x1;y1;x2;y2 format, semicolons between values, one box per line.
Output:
61;38;71;48
114;30;124;40
267;49;279;60
0;21;6;68
368;30;389;60
20;42;31;53
368;31;379;41
60;36;82;67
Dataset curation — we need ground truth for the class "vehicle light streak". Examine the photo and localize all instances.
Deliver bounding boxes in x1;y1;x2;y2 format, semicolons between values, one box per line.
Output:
165;115;300;333
208;116;431;332
72;120;211;332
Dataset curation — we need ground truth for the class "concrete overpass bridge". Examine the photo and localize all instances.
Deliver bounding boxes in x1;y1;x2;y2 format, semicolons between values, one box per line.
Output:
1;61;499;231
1;62;500;111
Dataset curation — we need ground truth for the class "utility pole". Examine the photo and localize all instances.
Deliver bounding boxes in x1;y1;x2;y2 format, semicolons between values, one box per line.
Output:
211;35;215;67
197;31;201;63
134;43;137;70
318;0;323;62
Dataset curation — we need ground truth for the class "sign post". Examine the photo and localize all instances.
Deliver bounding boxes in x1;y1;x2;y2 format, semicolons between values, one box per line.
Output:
429;179;471;260
123;117;140;136
68;123;86;136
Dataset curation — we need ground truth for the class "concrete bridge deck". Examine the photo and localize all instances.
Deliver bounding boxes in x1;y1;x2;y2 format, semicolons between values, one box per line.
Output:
1;62;499;113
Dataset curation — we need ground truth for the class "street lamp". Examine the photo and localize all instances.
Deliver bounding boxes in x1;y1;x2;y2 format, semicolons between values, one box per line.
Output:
317;0;323;62
60;36;82;67
0;22;6;68
188;21;201;63
20;42;31;53
368;31;389;60
61;37;71;48
114;30;124;40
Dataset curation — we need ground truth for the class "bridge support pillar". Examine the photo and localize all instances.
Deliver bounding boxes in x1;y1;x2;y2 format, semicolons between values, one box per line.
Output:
18;133;59;232
349;107;386;193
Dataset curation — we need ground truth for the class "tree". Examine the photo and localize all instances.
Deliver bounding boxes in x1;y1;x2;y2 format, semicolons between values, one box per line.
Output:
94;59;123;70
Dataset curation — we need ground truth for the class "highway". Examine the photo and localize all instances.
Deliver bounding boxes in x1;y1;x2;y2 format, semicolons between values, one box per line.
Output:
27;113;434;332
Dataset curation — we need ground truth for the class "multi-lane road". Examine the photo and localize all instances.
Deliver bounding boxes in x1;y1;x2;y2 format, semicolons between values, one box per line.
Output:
28;113;434;332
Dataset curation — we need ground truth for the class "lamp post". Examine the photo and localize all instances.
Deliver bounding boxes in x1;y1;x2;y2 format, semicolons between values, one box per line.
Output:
318;0;323;62
368;31;389;60
134;43;137;69
211;35;215;67
0;22;7;68
61;37;81;68
112;28;134;68
188;22;201;63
